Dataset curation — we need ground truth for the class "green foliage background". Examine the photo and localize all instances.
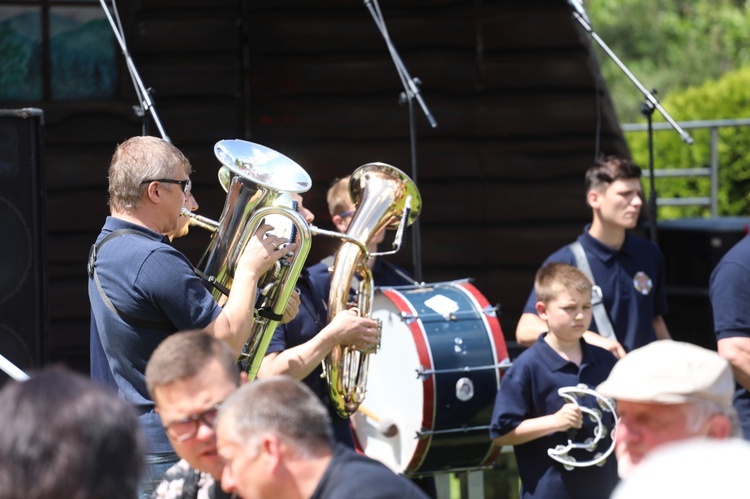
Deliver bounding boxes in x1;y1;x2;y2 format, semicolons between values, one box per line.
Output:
588;0;750;219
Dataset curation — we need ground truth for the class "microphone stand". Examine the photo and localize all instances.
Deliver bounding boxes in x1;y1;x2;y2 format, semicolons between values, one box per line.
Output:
569;4;693;243
99;0;170;142
364;0;437;283
0;353;29;382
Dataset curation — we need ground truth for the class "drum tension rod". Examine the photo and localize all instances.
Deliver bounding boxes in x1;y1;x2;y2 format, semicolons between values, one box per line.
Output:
417;425;492;437
399;310;487;323
416;361;510;379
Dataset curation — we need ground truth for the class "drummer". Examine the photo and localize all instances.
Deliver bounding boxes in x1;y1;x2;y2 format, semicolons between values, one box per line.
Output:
257;192;380;446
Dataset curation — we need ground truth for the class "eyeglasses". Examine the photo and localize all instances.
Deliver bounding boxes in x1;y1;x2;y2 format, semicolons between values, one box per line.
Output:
141;178;191;194
164;403;221;441
338;210;355;218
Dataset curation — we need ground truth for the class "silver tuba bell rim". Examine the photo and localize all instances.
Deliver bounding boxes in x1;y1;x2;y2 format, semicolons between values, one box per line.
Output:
214;139;312;194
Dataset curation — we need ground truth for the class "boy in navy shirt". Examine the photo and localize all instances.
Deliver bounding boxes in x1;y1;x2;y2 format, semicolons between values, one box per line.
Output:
491;263;619;499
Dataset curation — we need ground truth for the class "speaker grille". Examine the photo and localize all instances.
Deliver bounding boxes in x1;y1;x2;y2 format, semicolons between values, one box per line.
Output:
0;108;48;382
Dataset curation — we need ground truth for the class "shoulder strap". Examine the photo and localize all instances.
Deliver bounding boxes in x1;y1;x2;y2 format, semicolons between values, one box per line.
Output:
88;229;173;331
568;241;615;340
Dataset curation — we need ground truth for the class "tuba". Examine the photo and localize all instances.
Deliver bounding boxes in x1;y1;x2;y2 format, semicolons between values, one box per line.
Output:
324;163;421;418
187;139;313;381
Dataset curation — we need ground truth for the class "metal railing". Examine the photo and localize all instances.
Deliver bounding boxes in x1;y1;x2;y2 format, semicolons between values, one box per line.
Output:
621;117;750;217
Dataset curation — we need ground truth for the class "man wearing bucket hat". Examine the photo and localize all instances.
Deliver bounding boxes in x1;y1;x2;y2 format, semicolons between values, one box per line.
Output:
596;340;739;479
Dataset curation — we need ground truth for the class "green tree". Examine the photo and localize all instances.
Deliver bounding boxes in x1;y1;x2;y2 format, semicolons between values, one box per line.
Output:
588;0;750;123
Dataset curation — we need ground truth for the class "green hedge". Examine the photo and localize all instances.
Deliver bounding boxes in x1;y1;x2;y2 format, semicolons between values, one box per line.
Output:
625;66;750;219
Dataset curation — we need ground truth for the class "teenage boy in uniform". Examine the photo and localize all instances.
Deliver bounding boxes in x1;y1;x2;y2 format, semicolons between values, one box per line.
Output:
515;156;671;358
491;263;619;499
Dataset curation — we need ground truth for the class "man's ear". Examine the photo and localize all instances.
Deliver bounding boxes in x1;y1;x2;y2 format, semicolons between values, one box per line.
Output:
260;433;285;472
332;214;347;233
239;372;249;385
535;301;548;321
587;188;601;209
144;181;163;204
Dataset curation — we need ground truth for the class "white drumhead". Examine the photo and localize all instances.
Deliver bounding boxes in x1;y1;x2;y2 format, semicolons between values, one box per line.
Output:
351;289;426;473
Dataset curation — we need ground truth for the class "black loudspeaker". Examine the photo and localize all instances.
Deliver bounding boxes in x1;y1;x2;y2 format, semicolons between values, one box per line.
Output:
0;108;48;385
658;217;750;351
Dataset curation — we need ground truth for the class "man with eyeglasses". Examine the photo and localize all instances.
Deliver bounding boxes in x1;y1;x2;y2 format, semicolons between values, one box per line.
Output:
307;175;415;292
145;330;243;499
88;136;292;498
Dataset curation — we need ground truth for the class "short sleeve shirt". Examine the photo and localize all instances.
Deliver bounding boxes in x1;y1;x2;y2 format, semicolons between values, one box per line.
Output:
523;226;668;352
710;235;750;439
89;217;221;453
490;334;619;499
151;459;232;499
266;268;355;446
311;444;430;499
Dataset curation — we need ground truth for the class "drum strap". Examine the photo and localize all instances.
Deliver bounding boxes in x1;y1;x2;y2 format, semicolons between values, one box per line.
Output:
568;241;615;340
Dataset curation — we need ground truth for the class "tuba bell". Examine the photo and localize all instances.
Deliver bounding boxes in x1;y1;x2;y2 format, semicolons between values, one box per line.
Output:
191;139;313;381
324;162;421;418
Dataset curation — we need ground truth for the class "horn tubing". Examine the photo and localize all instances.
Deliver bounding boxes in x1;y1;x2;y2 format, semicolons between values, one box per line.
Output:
324;163;420;418
181;207;219;232
236;206;312;380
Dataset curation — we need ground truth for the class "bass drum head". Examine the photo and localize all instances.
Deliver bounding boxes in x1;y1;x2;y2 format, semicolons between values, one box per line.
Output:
351;289;424;474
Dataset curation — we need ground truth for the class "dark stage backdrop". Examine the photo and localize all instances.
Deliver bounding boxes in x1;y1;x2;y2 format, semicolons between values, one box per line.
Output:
2;0;629;374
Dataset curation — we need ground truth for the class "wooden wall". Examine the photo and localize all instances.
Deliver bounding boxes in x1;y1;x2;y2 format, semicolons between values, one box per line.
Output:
6;0;628;374
240;0;628;355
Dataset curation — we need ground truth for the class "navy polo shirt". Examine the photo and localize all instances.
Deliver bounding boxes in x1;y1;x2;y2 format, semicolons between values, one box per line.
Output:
710;235;750;440
523;225;668;352
268;256;413;447
266;268;356;446
490;334;619;499
307;255;414;302
311;444;430;499
89;217;221;453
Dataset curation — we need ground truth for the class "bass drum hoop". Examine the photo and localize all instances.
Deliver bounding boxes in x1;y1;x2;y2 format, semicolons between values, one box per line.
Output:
352;280;508;475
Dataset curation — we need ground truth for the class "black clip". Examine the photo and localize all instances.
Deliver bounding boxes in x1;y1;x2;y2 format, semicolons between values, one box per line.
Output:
87;244;97;277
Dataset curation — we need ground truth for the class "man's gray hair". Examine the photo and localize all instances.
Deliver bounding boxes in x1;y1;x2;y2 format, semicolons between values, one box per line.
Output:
685;399;741;437
108;136;192;212
217;376;334;459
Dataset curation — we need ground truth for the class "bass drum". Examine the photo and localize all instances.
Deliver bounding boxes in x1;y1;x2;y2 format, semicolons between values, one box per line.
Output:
351;280;509;476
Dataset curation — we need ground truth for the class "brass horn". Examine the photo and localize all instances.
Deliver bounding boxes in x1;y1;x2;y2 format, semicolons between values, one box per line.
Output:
194;139;313;381
181;209;218;232
324;162;421;418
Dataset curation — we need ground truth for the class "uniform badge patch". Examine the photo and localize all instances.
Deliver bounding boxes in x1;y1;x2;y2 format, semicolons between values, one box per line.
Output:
633;271;653;295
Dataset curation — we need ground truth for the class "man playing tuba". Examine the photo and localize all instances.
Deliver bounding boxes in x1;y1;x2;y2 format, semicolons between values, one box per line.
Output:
257;192;380;447
88;136;293;498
